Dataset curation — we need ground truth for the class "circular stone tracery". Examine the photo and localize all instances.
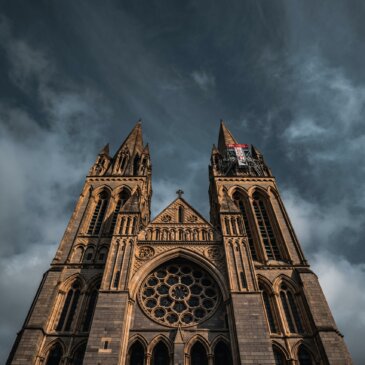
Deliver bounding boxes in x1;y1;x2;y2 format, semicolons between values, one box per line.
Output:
139;261;220;327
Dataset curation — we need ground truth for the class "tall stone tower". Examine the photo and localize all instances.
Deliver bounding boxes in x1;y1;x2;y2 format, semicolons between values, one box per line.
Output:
7;122;352;365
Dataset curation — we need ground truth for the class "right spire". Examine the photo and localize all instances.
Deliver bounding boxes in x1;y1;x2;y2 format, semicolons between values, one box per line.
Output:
218;120;238;154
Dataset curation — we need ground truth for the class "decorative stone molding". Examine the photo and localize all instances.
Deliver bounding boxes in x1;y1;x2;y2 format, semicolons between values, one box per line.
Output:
136;246;155;260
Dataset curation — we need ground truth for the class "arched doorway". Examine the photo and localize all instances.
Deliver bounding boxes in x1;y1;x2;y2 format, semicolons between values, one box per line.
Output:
129;341;145;365
45;343;63;365
151;341;170;365
214;341;232;365
190;342;208;365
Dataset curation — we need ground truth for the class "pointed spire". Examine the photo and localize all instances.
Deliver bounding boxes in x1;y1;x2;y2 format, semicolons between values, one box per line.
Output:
211;144;219;155
218;120;238;154
100;143;110;155
116;121;144;157
142;143;150;155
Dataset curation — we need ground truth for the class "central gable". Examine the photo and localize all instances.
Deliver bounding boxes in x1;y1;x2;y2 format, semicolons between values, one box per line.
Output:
152;198;209;225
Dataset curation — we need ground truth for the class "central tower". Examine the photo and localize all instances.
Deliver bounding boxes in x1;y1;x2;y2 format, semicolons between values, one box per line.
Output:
7;121;352;365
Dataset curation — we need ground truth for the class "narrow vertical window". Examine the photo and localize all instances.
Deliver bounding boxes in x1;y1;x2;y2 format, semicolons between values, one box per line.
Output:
88;191;109;235
191;342;208;365
273;346;287;365
225;217;231;235
56;282;81;332
125;217;131;235
128;341;145;365
71;343;86;365
252;192;281;260
298;346;313;365
260;285;277;333
151;341;169;365
233;193;258;260
231;217;237;235
113;271;121;288
133;154;140;175
45;343;63;365
280;284;304;333
110;190;130;233
178;206;184;223
82;290;98;332
132;217;137;234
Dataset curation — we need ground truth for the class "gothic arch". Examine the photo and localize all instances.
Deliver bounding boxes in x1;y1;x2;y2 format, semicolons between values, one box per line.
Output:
227;185;249;199
58;273;86;293
69;341;87;365
91;185;113;198
71;244;85;263
148;334;173;356
292;341;318;364
257;275;274;291
272;274;299;294
96;245;108;263
272;341;290;362
185;334;211;356
40;339;66;362
83;245;96;262
129;248;229;302
210;335;230;350
128;334;148;352
247;185;269;199
112;185;132;199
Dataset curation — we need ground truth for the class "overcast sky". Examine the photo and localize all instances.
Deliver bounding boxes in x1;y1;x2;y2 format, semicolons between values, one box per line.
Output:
1;1;365;363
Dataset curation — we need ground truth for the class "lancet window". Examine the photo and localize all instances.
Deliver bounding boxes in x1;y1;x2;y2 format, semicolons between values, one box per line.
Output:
191;342;208;365
273;346;287;365
56;282;81;332
214;341;232;365
71;343;86;365
151;341;169;365
82;289;98;332
252;192;281;260
279;284;304;333
45;343;63;365
128;341;145;365
88;191;109;235
133;154;140;175
259;284;277;333
110;189;130;233
298;345;313;365
178;206;184;223
233;192;258;260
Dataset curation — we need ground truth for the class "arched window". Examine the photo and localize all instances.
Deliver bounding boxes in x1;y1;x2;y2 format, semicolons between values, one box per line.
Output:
298;345;313;365
225;217;231;235
83;247;94;263
191;342;208;365
71;343;86;365
82;289;98;332
133;154;140;175
252;192;281;260
110;190;130;233
214;341;232;365
151;341;169;365
231;217;237;235
88;191;109;235
280;284;304;333
72;246;84;263
273;346;287;365
45;343;63;365
56;282;81;332
128;341;145;365
120;153;129;171
97;247;108;263
233;192;258;260
259;284;277;333
178;206;184;223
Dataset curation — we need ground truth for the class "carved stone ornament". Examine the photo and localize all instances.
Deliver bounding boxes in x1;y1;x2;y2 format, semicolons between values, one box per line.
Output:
136;246;155;260
161;214;172;223
205;247;224;260
187;215;198;223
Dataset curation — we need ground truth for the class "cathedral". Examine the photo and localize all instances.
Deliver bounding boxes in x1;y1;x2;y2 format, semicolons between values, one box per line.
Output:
7;122;352;365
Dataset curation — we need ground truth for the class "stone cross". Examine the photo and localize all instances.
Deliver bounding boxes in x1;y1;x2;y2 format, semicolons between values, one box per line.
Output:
176;189;184;198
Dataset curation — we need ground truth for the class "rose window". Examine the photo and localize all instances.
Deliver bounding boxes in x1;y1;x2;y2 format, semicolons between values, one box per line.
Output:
139;261;220;327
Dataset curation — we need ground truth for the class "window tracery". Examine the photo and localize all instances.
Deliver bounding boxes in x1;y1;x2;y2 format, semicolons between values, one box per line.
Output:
88;191;109;235
139;261;220;327
252;192;281;260
279;284;304;333
45;343;63;365
259;284;277;333
110;190;130;233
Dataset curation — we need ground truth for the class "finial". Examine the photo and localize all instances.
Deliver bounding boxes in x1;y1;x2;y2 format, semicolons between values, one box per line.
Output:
176;189;184;198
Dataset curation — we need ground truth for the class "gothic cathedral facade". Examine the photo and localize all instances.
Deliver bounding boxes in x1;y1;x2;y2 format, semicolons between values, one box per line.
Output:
7;122;352;365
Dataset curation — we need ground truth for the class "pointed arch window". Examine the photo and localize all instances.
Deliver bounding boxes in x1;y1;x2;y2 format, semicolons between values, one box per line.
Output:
280;284;304;333
110;190;130;233
71;343;86;365
273;346;287;365
252;192;281;260
298;345;313;365
56;282;81;332
233;192;258;260
88;191;109;235
82;289;98;332
133;154;140;175
151;341;169;365
259;284;277;333
178;206;184;223
128;341;145;365
191;342;208;365
45;343;63;365
214;341;232;365
224;217;231;235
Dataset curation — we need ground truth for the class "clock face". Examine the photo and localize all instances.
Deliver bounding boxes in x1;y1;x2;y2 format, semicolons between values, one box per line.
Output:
139;261;220;327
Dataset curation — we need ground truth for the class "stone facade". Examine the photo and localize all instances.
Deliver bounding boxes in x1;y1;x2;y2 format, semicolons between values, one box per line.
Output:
7;122;352;365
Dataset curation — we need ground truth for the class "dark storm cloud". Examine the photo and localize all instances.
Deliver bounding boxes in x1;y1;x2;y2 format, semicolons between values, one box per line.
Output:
0;0;365;363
